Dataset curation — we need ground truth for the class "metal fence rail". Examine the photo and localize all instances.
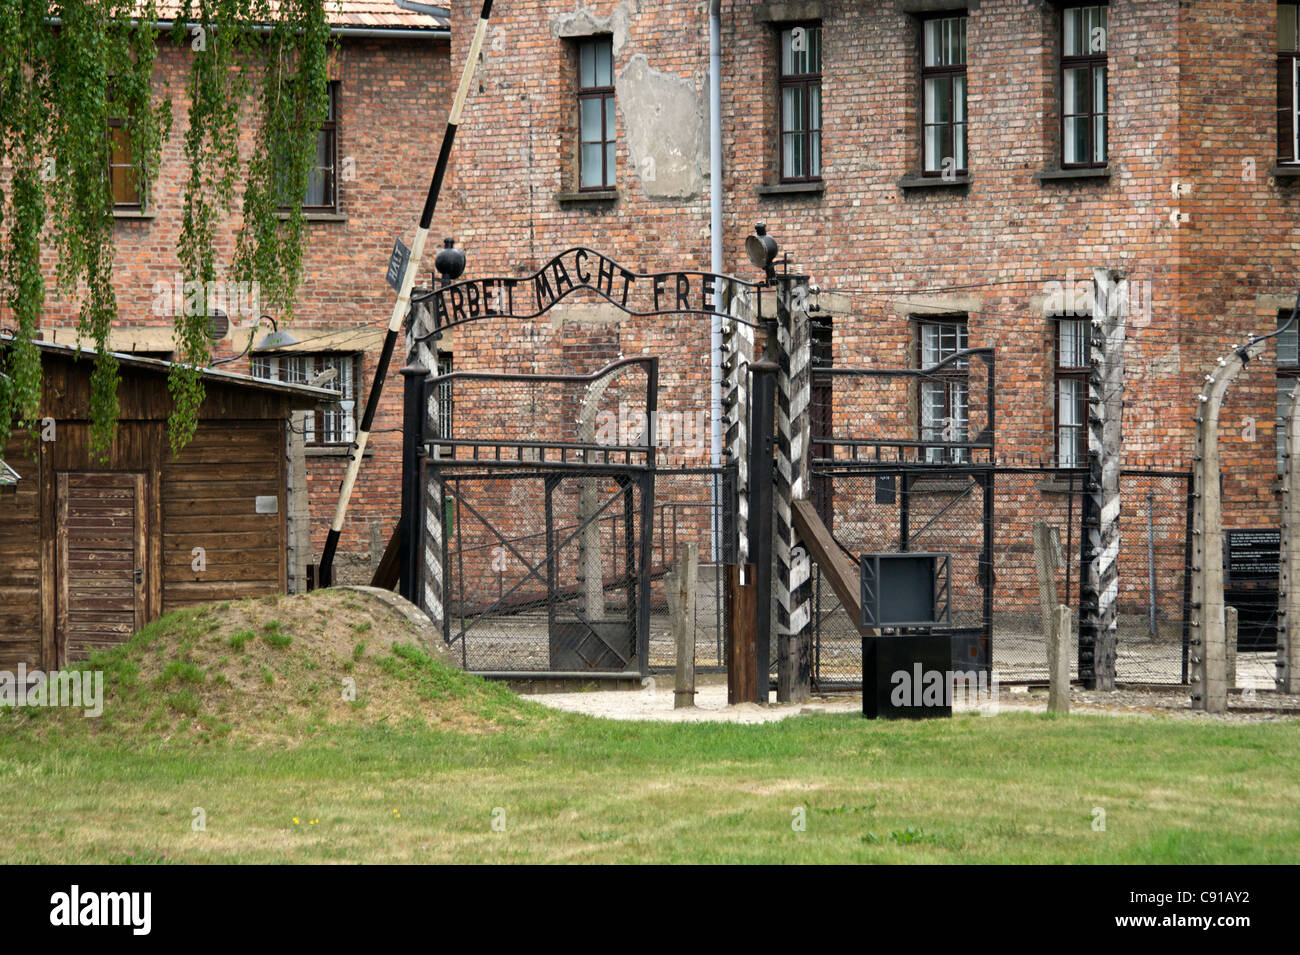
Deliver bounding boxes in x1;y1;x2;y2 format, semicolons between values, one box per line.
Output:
806;466;1192;689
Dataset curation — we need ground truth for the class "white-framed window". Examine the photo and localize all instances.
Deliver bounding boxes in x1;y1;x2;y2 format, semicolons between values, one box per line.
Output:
1055;319;1090;468
922;13;967;176
917;317;969;464
251;352;357;445
1281;4;1300;164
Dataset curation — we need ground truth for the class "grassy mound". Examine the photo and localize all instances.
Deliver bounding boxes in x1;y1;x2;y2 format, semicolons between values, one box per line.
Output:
0;589;542;745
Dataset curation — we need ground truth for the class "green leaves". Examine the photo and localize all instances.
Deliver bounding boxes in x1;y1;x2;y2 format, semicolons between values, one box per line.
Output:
0;0;331;460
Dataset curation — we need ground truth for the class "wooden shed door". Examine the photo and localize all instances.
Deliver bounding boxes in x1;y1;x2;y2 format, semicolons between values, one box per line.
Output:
56;472;147;664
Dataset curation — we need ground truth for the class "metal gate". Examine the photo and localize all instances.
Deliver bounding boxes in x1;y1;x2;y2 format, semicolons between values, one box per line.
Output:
437;467;653;676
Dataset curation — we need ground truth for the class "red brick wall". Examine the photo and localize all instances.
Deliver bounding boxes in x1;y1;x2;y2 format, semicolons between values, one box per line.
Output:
18;34;451;576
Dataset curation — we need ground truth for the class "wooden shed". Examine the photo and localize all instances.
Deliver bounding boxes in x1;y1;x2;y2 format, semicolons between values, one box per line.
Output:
0;341;332;671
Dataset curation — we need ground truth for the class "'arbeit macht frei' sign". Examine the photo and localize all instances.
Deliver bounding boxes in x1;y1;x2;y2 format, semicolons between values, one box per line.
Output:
427;247;767;327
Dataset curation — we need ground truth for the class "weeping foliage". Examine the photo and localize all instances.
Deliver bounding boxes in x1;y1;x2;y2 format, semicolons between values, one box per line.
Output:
0;0;332;459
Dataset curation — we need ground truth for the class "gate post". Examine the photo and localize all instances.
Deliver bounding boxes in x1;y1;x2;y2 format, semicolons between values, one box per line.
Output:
774;275;813;702
1190;339;1266;711
1279;382;1300;692
1079;268;1126;690
722;281;756;566
748;361;778;704
422;395;448;642
399;364;429;602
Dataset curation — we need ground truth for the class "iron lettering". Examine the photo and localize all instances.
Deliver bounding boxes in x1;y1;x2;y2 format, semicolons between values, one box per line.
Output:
431;248;745;324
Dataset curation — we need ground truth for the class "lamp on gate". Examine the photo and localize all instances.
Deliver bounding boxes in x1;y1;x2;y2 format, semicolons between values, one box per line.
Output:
745;222;779;284
435;238;466;284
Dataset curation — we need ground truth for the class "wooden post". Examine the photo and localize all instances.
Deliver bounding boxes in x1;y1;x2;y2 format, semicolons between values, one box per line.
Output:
726;563;759;704
1225;605;1238;693
673;543;699;709
1049;604;1071;714
1032;521;1061;662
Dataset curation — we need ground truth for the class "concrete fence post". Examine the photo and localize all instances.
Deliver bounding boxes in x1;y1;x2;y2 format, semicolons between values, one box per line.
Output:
1049;604;1072;714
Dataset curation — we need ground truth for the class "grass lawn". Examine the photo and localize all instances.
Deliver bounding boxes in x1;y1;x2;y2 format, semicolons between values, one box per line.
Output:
0;593;1297;864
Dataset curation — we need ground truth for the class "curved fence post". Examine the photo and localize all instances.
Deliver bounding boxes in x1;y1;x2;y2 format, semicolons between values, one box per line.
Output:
1190;339;1266;712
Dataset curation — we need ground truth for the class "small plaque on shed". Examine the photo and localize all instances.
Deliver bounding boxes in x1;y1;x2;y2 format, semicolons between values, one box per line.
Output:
255;495;279;515
386;237;411;291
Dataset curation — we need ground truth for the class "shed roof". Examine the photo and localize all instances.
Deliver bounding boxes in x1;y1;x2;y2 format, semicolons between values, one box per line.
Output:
20;338;341;407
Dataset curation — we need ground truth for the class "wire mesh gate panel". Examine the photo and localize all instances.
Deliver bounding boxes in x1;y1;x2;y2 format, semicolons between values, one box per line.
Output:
646;467;736;673
439;468;652;675
420;359;658;677
809;467;992;689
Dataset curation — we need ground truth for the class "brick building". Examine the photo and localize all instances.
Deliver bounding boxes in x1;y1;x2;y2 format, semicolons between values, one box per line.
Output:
19;1;452;584
15;0;1300;589
432;0;1300;524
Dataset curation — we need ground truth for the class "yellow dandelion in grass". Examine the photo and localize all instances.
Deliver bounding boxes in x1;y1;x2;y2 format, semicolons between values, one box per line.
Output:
393;809;402;818
309;819;318;825
293;818;300;825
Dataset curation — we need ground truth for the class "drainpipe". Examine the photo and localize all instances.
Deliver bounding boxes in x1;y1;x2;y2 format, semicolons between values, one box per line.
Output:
709;0;724;562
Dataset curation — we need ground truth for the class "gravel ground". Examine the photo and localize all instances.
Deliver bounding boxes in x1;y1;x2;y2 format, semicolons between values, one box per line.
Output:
528;680;1300;724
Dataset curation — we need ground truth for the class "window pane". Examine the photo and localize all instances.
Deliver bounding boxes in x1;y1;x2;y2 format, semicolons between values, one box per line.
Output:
1279;316;1299;366
1059;320;1088;367
783;86;803;132
581;97;603;141
605;145;615;187
924;19;941;66
1063;67;1088;114
921;325;939;366
1093;113;1107;163
809;25;821;72
595;40;612;87
605;97;616;141
810;130;821;177
953;74;966;123
580;42;595;88
1064;7;1081;56
783;132;804;178
810;83;822;130
1058;379;1082;426
1093;64;1107;113
581;144;603;187
1064;117;1088;165
924;76;950;123
1282;4;1298;52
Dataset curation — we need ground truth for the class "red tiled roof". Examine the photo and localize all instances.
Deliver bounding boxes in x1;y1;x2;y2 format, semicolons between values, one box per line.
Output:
147;1;448;31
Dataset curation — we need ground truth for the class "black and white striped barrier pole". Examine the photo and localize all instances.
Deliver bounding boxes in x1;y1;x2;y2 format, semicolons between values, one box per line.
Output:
318;0;494;587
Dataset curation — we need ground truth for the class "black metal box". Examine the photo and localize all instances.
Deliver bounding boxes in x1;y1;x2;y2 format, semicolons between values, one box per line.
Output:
859;552;951;629
862;633;953;720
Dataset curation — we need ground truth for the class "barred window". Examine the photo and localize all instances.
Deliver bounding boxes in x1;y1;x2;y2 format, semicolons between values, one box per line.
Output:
917;317;969;464
251;352;357;445
1055;319;1089;468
